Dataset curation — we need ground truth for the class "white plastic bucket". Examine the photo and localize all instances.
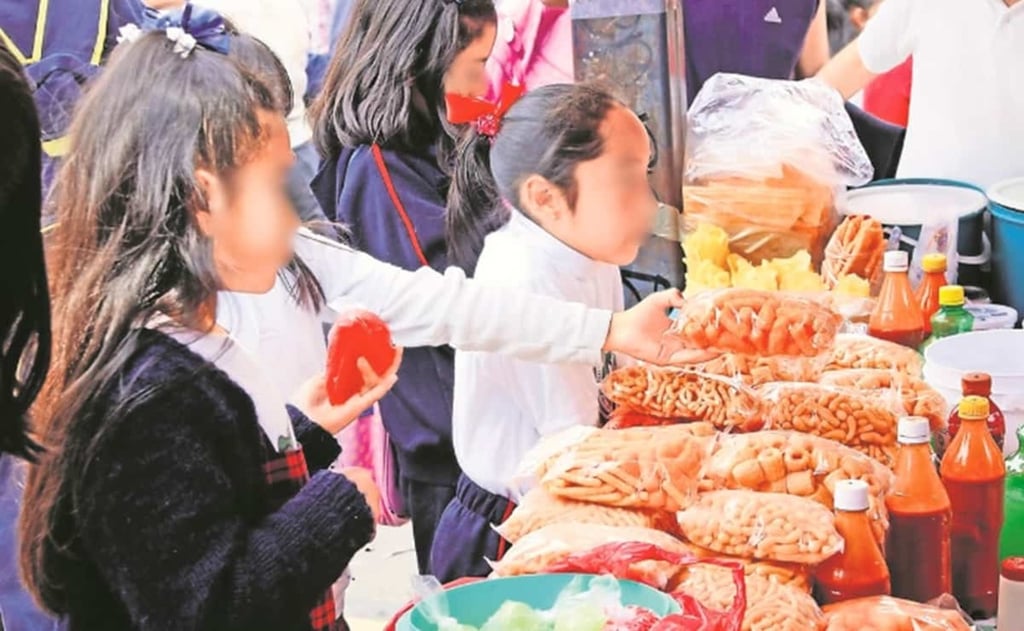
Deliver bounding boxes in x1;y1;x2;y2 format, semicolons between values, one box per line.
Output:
923;330;1024;455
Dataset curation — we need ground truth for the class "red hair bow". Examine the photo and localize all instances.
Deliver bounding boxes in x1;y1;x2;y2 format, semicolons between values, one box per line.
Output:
445;82;526;138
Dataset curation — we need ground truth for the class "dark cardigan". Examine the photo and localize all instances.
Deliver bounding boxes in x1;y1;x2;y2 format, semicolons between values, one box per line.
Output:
56;329;374;631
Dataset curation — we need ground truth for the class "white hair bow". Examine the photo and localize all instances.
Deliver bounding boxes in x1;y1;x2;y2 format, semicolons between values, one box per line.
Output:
165;27;198;59
116;23;143;46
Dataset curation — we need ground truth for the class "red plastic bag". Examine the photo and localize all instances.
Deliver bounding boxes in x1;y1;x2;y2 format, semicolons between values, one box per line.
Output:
546;543;746;631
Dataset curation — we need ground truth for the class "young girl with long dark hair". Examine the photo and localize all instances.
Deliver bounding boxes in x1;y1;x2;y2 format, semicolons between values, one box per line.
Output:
308;0;498;575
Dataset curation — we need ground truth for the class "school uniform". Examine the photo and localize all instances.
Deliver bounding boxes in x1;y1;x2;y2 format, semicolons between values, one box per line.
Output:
313;145;462;575
430;211;623;582
856;0;1024;188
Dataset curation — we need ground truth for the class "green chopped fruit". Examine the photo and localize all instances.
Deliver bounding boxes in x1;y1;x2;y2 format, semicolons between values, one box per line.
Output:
553;602;608;631
481;601;550;631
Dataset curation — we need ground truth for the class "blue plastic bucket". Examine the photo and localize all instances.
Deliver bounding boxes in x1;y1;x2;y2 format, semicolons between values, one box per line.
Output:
395;574;681;631
987;177;1024;318
840;179;990;287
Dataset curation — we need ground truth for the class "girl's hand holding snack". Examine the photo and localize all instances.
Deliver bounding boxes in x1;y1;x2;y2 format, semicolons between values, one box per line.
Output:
292;350;403;436
605;289;721;366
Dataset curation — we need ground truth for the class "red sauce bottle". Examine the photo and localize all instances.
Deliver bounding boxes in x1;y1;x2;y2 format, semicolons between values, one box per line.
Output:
886;417;952;602
947;372;1006;450
915;253;947;336
940;396;1006;619
814;480;892;605
869;251;925;348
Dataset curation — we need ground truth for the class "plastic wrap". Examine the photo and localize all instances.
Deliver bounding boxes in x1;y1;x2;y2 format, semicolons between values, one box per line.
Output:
756;382;899;467
822;596;972;631
819;369;949;433
496;488;682;544
676;490;843;564
683;75;872;265
821;216;887;289
602;365;765;431
674;564;824;631
536;425;717;511
826;334;924;377
685;549;812;593
491;524;694;590
682;353;827;387
700;431;892;547
670;289;843;357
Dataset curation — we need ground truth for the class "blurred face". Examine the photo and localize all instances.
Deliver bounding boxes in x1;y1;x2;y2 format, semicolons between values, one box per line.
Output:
524;106;658;266
194;110;299;294
444;23;497;98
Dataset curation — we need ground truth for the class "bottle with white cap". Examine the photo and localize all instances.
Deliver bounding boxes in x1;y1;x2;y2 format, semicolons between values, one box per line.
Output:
869;250;926;348
886;417;952;602
814;479;892;605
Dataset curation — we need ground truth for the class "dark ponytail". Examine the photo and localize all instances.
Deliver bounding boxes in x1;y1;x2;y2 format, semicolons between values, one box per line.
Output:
445;83;622;271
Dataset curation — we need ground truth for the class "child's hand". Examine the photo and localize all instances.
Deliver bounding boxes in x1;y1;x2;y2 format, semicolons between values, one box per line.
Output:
293;349;403;435
604;289;720;366
339;466;381;526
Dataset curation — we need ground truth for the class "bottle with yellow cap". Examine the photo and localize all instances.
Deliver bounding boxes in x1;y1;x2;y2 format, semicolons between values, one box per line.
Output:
940;395;1006;619
916;253;948;334
922;285;975;350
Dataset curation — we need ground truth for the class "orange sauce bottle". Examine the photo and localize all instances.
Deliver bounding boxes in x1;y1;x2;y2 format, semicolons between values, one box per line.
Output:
869;251;925;348
915;253;947;335
940;396;1006;619
886;417;952;602
814;480;891;605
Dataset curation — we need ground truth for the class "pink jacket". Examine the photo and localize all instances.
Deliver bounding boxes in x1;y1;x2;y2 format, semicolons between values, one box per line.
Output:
485;0;574;99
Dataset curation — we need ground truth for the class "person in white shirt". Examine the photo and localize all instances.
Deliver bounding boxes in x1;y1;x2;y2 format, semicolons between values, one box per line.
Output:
818;0;1024;188
429;83;714;582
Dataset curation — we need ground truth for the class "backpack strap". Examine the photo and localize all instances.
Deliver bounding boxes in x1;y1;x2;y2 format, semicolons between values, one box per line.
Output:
370;144;430;267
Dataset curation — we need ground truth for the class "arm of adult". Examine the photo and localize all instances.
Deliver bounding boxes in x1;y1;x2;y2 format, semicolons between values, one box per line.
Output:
817;0;918;97
75;381;375;630
295;230;707;367
797;0;831;78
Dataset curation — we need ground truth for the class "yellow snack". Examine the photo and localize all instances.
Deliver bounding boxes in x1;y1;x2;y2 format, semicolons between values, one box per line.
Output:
778;268;827;292
732;262;779;292
684;223;731;269
685;259;731;298
834;274;871;298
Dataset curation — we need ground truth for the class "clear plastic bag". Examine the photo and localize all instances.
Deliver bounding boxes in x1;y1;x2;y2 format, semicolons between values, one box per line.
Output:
822;596;972;631
496;488;682;543
682;353;828;387
684;549;812;593
676;490;843;564
491;524;695;590
819;369;949;434
700;431;893;547
826;334;924;378
535;425;718;511
670;289;843;357
602;365;765;432
821;216;887;290
756;382;899;467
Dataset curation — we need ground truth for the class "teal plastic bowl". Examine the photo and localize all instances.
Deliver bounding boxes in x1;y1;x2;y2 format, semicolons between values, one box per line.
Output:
394;574;681;631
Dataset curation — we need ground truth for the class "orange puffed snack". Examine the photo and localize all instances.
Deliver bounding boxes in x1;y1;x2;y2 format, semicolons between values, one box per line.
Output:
819;369;948;433
671;289;842;357
823;596;971;631
826;334;924;377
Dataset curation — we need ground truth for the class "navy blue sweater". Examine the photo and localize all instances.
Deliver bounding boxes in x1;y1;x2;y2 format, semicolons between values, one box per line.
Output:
312;145;460;486
55;330;374;631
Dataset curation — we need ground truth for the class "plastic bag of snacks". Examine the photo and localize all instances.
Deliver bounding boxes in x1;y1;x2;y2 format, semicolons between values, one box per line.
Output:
686;548;812;593
683;353;827;387
602;365;765;432
535;425;717;512
674;563;824;631
826;334;923;377
495;488;681;544
819;369;948;433
821;216;887;290
756;382;899;466
822;596;972;630
491;524;695;590
605;409;678;430
669;290;842;357
700;431;892;546
676;490;843;564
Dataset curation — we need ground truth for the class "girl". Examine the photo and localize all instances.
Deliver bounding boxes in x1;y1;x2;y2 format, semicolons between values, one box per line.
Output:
19;22;394;631
309;0;498;575
432;83;712;581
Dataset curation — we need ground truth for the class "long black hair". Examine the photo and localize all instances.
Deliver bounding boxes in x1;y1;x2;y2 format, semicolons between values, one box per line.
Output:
310;0;496;162
446;83;624;271
0;44;50;462
19;28;310;612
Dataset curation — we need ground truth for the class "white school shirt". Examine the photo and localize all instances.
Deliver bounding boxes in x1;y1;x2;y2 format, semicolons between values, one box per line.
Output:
856;0;1024;189
452;212;624;500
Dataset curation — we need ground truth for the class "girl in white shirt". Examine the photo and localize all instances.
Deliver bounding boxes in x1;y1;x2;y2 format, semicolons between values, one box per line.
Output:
431;83;711;582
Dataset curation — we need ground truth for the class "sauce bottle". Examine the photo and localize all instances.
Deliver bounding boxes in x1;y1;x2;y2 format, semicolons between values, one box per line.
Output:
947;373;1006;450
924;286;974;349
916;253;947;335
940;396;1006;619
998;557;1024;631
886;417;952;602
999;425;1024;562
814;479;891;605
869;250;925;348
